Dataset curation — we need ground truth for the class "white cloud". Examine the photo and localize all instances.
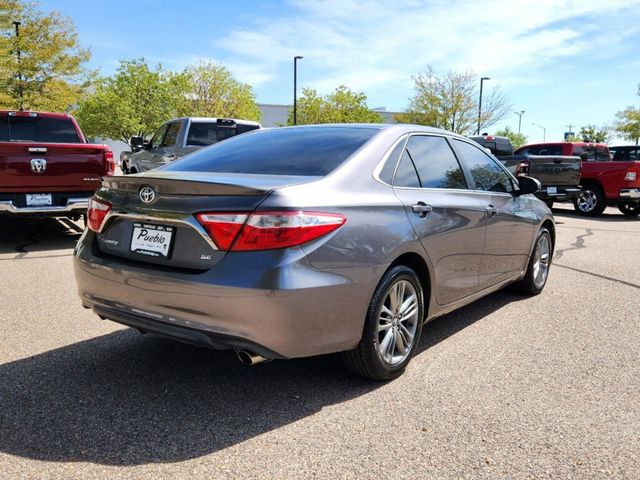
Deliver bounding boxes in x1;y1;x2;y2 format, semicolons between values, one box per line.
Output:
211;0;640;106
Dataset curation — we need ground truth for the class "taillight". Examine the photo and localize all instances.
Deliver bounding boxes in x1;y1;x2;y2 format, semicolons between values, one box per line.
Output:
624;170;637;182
515;160;530;176
196;210;346;251
103;149;115;176
87;196;112;232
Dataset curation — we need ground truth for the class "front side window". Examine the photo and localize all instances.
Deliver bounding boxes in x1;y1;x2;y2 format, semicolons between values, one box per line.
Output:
406;136;467;189
161;122;181;148
150;124;168;149
453;140;514;193
573;145;596;161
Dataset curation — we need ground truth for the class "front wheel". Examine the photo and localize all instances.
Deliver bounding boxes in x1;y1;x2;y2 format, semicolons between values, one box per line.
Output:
514;228;552;295
342;265;424;381
618;202;640;217
573;185;606;216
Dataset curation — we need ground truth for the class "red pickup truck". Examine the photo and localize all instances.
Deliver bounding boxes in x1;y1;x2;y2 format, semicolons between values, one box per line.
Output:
0;110;114;220
515;142;640;216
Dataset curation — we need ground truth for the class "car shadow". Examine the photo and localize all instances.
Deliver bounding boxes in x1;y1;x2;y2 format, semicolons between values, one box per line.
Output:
0;290;519;466
0;217;83;255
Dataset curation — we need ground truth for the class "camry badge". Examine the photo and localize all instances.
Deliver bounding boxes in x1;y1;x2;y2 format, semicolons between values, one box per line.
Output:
139;186;156;204
30;158;47;173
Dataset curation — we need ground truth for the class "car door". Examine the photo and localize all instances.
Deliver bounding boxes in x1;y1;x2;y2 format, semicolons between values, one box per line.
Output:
391;134;486;306
147;121;181;169
451;139;536;288
136;123;167;172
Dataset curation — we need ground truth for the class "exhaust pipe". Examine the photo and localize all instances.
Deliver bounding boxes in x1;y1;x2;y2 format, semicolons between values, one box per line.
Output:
236;349;268;365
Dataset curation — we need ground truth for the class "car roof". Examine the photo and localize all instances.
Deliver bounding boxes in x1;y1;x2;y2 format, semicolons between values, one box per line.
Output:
169;117;261;126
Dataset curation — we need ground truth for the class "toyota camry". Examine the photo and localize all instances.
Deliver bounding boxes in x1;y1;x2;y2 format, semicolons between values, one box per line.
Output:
74;124;554;380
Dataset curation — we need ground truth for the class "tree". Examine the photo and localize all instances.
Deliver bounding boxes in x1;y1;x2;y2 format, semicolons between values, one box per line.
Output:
395;66;511;134
577;124;613;143
182;61;260;121
495;126;528;149
0;0;90;111
288;85;383;125
615;106;640;145
75;59;189;144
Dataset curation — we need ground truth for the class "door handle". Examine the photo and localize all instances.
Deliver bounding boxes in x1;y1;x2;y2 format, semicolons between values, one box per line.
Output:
485;204;498;216
412;202;433;218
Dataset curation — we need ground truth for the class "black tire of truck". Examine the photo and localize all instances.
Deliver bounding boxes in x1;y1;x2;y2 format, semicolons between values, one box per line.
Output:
618;202;640;217
573;184;606;217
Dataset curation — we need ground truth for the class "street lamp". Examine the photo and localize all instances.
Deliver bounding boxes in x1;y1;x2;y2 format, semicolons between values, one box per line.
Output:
532;123;546;142
293;56;303;125
13;20;23;110
514;110;525;134
477;77;490;134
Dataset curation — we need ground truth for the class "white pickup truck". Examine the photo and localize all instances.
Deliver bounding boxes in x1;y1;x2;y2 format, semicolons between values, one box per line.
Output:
123;117;261;174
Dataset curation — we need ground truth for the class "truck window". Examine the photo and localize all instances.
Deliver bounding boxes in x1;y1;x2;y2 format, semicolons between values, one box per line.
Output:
0;115;81;143
160;122;181;148
595;146;610;161
187;121;260;146
573;146;596;161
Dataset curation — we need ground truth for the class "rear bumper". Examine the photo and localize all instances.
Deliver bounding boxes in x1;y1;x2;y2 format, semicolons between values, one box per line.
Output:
74;231;380;359
535;186;581;201
619;188;640;200
0;196;89;215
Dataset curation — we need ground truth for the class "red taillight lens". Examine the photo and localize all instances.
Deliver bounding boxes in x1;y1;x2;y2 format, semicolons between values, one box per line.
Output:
196;210;346;251
515;160;530;176
104;149;115;176
87;196;112;232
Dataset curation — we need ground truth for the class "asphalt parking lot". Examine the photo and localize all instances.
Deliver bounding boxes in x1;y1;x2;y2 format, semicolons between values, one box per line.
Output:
1;205;638;479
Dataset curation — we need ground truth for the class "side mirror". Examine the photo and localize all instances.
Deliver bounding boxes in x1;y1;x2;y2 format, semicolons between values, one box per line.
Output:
516;176;541;196
130;135;144;151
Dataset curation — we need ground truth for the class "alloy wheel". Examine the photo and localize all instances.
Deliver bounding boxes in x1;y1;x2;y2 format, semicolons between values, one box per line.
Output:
577;190;597;213
377;279;419;365
532;233;551;289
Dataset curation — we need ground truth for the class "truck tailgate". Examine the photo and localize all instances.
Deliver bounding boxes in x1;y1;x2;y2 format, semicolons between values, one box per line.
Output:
0;142;105;193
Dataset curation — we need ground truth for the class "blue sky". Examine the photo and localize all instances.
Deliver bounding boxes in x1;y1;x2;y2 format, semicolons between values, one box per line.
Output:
41;0;640;143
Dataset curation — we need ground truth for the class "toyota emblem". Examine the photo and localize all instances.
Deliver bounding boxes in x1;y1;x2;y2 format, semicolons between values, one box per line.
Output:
139;186;156;203
30;158;47;173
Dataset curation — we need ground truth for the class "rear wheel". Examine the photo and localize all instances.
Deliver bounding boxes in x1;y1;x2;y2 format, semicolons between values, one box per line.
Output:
574;184;606;217
343;265;424;381
618;202;640;217
514;228;552;295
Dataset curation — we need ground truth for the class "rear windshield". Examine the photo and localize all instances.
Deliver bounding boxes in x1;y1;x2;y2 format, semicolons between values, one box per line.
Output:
165;127;378;176
0;115;81;143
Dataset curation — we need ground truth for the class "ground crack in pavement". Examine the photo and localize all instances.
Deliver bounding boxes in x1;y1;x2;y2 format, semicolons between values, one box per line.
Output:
554;228;593;261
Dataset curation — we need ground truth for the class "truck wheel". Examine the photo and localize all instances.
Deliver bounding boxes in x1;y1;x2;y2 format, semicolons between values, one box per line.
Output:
618;202;640;217
573;185;606;217
342;265;424;381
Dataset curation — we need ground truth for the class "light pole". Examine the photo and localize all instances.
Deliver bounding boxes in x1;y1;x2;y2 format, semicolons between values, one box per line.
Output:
13;20;23;110
515;110;525;134
293;56;303;125
532;123;546;142
477;77;490;134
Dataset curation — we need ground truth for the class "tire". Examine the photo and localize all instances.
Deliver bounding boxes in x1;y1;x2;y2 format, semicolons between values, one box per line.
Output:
342;265;424;381
514;228;552;295
618;202;640;217
573;184;606;217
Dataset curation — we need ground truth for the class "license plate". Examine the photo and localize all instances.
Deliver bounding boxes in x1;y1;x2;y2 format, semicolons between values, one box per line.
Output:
130;223;174;258
547;187;557;195
26;194;52;206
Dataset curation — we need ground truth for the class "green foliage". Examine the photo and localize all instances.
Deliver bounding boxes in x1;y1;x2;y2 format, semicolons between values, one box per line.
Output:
577;124;612;143
288;85;383;125
495;125;528;149
0;0;90;111
395;66;510;134
75;59;189;144
615;106;640;144
182;61;260;121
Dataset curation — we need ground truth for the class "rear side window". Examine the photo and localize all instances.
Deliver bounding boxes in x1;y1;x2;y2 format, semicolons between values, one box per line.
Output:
165;127;378;176
186;122;260;146
573;146;596;161
378;140;405;184
453;139;514;193
0;115;81;143
406;136;467;189
596;146;610;161
394;150;421;188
